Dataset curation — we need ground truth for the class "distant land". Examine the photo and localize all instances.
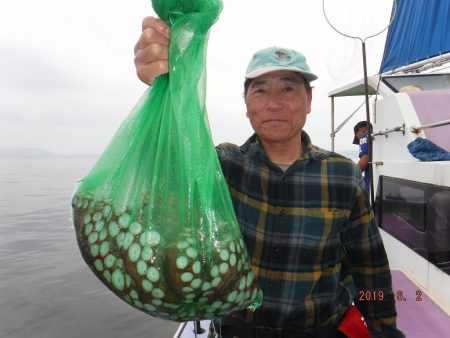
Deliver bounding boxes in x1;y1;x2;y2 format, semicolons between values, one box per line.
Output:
0;147;99;158
0;147;358;161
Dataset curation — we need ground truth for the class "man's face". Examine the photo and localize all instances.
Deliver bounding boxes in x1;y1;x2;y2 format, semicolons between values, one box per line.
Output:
244;70;312;144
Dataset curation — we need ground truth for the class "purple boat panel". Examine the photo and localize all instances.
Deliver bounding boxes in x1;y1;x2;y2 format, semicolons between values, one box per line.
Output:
391;270;450;337
409;90;450;151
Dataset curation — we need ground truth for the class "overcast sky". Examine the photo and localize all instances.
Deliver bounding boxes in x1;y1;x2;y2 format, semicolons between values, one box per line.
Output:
0;0;394;155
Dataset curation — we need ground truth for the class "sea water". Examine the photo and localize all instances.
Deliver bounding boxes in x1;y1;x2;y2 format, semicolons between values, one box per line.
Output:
0;157;179;338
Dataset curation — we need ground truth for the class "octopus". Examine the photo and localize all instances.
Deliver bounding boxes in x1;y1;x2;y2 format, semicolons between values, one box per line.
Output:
71;194;262;322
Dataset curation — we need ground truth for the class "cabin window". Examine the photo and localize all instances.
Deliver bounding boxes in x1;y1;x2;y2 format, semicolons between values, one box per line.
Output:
382;73;450;92
375;176;450;275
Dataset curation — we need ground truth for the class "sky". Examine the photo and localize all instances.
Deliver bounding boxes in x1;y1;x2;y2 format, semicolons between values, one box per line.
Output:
0;0;395;155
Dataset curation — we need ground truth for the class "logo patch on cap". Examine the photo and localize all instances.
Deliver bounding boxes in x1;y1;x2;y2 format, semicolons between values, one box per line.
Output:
274;50;291;61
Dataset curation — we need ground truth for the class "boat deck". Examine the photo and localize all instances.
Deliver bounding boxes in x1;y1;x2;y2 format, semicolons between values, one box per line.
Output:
391;269;450;337
174;270;450;337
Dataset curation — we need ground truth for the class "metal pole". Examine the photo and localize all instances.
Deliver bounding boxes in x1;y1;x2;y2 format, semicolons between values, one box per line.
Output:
194;321;205;334
331;96;335;151
361;41;375;206
411;119;450;133
323;0;398;208
173;322;188;338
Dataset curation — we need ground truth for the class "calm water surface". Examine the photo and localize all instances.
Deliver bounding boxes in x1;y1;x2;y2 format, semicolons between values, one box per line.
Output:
0;157;179;338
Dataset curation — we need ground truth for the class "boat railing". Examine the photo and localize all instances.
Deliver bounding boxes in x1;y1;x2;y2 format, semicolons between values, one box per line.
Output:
372;119;450;138
381;52;450;75
371;124;405;138
173;320;210;338
410;119;450;134
173;322;188;338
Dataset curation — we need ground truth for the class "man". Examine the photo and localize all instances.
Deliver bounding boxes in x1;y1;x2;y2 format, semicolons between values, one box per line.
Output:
352;121;372;193
134;17;404;338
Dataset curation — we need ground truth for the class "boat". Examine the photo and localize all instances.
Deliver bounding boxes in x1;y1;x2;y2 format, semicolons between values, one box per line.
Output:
173;320;214;338
328;0;450;336
174;0;450;336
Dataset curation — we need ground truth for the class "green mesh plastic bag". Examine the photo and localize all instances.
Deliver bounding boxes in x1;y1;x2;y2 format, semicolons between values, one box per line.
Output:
71;0;262;322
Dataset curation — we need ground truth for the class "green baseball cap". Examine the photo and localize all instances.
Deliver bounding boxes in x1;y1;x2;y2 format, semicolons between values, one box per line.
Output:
245;47;318;82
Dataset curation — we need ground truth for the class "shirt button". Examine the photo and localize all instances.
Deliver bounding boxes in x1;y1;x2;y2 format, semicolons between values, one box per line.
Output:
279;209;286;217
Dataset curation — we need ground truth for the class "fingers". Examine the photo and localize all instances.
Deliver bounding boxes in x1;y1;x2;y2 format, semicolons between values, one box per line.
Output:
135;17;170;54
142;16;169;39
134;16;170;85
134;48;169;85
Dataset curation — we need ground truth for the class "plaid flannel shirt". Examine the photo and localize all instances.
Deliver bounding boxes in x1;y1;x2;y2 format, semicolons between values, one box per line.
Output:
216;132;404;338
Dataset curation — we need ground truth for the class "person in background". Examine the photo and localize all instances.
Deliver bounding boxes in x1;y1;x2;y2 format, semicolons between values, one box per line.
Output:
399;84;423;93
352;121;372;194
134;16;404;338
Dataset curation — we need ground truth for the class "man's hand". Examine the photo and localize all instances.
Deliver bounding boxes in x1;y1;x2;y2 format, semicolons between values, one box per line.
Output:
134;17;170;85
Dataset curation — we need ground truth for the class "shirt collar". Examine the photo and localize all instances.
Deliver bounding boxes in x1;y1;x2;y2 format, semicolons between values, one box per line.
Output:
240;131;327;162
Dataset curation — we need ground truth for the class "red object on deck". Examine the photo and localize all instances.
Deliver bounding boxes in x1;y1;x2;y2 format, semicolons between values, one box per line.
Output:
337;305;371;338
